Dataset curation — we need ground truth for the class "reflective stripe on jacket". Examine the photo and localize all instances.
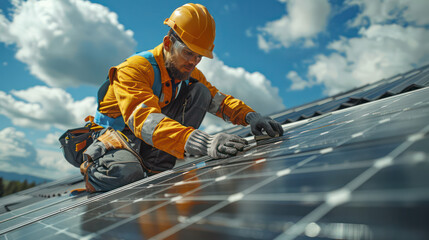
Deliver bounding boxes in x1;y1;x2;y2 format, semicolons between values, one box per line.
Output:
98;43;255;159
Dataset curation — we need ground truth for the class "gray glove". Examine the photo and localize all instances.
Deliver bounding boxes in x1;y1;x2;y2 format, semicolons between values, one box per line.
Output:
184;129;248;159
246;112;284;137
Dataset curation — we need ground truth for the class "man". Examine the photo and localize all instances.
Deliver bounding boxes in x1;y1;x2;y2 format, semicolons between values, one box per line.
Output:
81;3;283;192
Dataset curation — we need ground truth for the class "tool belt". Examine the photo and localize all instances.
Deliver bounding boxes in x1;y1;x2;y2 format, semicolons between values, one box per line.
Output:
79;127;162;192
60;116;162;192
59;116;103;168
83;127;143;164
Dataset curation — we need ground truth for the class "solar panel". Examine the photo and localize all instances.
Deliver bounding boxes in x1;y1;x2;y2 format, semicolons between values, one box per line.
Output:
267;64;429;125
1;68;429;239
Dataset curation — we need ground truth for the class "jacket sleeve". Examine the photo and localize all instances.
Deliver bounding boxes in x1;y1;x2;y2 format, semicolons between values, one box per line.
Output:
191;69;255;126
110;57;194;159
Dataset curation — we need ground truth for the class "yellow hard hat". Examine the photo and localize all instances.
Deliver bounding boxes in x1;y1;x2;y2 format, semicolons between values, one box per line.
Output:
164;3;215;59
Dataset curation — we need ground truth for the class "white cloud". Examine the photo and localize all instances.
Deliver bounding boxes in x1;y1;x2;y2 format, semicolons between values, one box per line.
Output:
0;86;97;130
257;34;278;52
0;127;77;179
198;55;285;132
0;0;136;87
0;10;14;44
245;28;253;38
0;127;35;162
347;0;429;27
287;70;314;90
40;131;63;146
36;149;77;179
290;0;429;96
309;24;429;96
257;0;331;51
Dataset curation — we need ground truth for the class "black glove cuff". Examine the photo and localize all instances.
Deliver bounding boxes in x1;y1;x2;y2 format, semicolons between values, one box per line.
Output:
245;112;261;124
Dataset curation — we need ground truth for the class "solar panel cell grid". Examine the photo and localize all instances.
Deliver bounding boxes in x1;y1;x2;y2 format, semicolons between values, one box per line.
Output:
1;68;429;239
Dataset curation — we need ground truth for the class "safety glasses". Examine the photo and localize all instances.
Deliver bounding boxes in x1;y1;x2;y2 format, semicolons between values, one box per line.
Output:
171;36;202;62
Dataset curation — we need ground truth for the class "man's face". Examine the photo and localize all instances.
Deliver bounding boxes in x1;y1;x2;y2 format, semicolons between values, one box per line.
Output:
165;36;202;81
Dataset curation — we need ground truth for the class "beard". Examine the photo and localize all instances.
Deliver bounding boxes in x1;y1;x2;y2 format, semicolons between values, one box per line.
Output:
165;57;193;81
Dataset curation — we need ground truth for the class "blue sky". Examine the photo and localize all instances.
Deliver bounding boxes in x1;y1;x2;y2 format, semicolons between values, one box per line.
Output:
1;0;428;179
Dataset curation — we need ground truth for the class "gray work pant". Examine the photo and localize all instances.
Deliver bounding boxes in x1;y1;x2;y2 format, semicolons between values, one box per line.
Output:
86;82;211;192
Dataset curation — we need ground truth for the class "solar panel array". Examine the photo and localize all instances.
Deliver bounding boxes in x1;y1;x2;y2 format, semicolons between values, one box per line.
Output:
1;65;429;240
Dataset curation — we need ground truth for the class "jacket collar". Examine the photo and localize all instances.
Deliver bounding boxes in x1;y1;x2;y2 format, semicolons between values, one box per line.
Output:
151;43;171;83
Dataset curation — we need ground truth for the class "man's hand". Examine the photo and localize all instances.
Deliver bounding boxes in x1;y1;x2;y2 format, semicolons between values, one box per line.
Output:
185;130;248;159
208;133;248;158
246;112;284;137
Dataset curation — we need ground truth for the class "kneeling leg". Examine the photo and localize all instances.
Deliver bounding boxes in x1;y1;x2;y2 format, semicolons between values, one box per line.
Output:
85;149;147;192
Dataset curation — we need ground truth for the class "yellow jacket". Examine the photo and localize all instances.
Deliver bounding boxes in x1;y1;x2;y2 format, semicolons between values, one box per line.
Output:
98;43;255;159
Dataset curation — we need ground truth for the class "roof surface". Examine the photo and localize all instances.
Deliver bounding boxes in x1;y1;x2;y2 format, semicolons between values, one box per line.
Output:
1;64;429;240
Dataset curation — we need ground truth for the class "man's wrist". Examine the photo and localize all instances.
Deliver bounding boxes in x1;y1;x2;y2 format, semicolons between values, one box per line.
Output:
245;112;261;124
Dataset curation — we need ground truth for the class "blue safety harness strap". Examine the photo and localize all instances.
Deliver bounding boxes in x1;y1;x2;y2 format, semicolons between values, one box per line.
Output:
134;51;162;98
94;51;162;130
94;51;192;131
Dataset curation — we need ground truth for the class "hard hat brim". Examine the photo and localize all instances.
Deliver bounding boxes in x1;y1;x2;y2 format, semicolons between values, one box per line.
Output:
164;19;214;59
